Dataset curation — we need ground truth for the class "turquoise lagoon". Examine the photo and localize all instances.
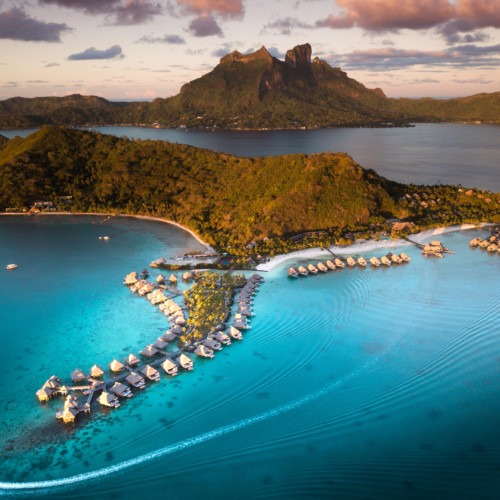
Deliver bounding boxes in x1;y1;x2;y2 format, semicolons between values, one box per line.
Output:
0;216;499;498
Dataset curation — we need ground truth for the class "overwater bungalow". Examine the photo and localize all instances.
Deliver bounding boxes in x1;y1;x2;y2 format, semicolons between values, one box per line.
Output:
36;387;53;402
56;407;77;423
346;257;356;267
487;243;498;252
162;331;178;342
140;364;160;382
369;256;381;267
357;257;367;267
109;382;133;398
297;266;308;276
168;274;178;284
212;331;231;345
138;283;155;296
161;358;178;377
469;238;481;247
171;325;184;335
109;359;124;372
229;326;243;340
150;289;167;305
156;274;166;284
130;279;147;293
334;258;345;268
195;344;214;359
140;345;159;357
182;272;193;281
123;271;138;286
125;371;146;389
89;365;104;378
98;391;121;408
390;254;403;264
288;267;299;278
70;368;86;383
479;239;490;248
307;263;318;274
380;255;391;266
125;353;140;366
317;262;328;272
422;243;444;257
177;353;194;371
204;338;222;351
326;260;336;271
153;338;168;350
400;252;411;263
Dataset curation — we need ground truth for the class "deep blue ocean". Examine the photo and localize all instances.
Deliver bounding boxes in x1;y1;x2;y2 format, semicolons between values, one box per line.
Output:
0;125;499;498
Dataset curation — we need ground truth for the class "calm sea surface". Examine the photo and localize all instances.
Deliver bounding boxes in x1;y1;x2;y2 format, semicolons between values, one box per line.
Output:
2;124;500;191
0;216;499;499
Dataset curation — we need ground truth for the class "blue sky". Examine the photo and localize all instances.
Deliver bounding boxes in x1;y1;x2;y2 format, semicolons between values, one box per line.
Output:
0;0;499;100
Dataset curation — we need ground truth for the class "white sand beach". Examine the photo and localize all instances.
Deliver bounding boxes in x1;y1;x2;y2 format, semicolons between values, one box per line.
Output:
257;223;490;272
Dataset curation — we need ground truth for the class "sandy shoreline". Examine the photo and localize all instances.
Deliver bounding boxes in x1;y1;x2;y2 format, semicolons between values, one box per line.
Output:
256;223;491;272
0;211;215;252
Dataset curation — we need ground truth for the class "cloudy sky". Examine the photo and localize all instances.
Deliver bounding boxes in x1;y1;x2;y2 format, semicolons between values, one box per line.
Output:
0;0;499;100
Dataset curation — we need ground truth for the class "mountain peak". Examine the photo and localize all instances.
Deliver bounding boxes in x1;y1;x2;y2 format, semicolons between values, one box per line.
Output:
285;43;312;69
220;46;272;64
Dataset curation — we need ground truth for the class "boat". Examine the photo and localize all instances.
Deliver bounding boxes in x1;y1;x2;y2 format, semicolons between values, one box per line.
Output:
334;258;345;268
5;264;17;270
307;264;318;274
357;257;367;267
346;257;356;267
297;266;308;276
288;267;299;278
326;260;336;270
317;262;328;272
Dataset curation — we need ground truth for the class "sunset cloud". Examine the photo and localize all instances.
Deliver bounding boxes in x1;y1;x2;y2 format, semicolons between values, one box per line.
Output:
188;15;222;37
68;45;124;60
137;34;186;44
177;0;244;19
261;17;313;36
318;0;500;44
0;7;71;42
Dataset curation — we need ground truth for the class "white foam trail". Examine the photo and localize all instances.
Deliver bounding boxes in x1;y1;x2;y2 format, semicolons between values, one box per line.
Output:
0;353;381;495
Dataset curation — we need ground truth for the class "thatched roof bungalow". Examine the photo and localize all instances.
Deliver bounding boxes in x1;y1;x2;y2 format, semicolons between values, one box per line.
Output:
177;353;194;370
168;274;178;284
109;382;133;398
89;364;104;378
140;345;159;357
334;258;345;268
98;391;121;408
109;359;124;372
125;371;146;389
346;257;356;267
36;387;53;402
70;368;86;383
153;338;167;350
123;272;138;286
195;344;214;358
140;364;160;382
156;274;166;284
125;353;140;366
203;338;222;351
161;358;178;377
229;326;243;340
326;260;336;270
213;331;231;345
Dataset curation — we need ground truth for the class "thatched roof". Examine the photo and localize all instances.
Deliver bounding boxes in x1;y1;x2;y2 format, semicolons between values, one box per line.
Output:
161;358;178;375
178;353;193;369
140;364;159;378
156;274;165;284
109;359;124;372
126;371;145;386
140;345;158;357
89;364;104;377
98;391;119;407
70;368;85;382
153;339;167;349
168;274;178;283
36;387;53;401
125;353;140;365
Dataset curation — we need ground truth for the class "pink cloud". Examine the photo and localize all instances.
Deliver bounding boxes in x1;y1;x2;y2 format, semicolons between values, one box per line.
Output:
177;0;244;18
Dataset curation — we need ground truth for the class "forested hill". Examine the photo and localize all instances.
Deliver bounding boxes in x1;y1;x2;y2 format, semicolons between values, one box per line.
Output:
1;44;498;129
0;126;401;247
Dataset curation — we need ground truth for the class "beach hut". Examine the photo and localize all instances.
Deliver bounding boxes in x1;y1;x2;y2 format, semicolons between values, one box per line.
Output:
109;359;124;372
70;368;86;383
125;353;140;366
89;364;104;378
177;353;194;371
168;274;178;284
195;345;214;359
334;258;345;268
156;274;166;284
161;358;178;377
326;260;336;271
369;256;381;267
140;345;158;357
229;326;243;340
204;338;222;351
109;382;133;398
125;371;146;389
98;391;121;408
140;364;161;382
153;338;168;349
346;257;356;267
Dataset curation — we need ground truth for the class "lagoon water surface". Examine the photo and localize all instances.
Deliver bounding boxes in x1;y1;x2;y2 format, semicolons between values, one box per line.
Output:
0;216;499;498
